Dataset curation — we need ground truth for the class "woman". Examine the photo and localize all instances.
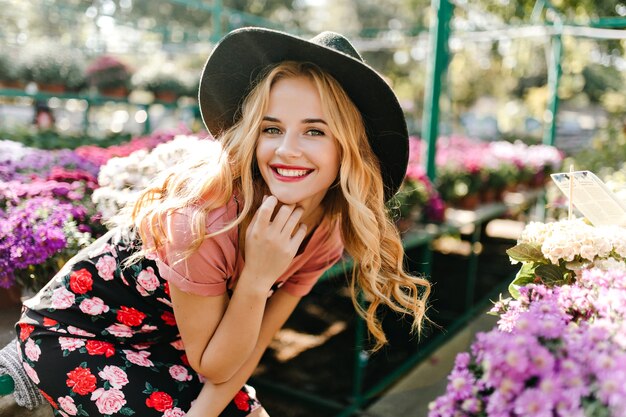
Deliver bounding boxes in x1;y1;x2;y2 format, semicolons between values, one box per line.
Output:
16;27;430;416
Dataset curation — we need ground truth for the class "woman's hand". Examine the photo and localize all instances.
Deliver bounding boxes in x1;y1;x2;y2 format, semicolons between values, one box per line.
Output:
243;195;307;290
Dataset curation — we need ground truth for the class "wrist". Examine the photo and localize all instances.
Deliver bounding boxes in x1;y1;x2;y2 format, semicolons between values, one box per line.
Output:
235;268;274;296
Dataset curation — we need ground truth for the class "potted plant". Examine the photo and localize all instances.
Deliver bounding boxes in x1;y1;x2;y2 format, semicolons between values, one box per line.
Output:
140;71;192;103
0;51;22;89
20;46;86;93
86;55;132;98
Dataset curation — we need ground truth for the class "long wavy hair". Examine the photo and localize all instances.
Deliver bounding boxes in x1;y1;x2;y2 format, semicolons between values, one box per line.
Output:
127;61;430;350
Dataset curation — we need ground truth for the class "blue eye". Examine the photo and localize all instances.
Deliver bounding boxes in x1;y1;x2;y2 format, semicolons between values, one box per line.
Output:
263;127;281;135
307;129;324;136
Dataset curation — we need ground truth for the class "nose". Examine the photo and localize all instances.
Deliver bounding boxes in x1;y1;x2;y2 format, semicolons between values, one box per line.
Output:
275;132;302;158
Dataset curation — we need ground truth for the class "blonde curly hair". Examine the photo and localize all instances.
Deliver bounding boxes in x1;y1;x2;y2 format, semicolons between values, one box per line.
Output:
129;61;430;350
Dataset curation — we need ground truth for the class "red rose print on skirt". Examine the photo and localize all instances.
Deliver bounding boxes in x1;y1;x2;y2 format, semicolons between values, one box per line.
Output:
18;323;35;342
234;390;251;411
116;306;146;327
39;389;58;409
69;268;93;294
161;311;177;326
85;340;115;357
145;391;174;412
66;366;97;395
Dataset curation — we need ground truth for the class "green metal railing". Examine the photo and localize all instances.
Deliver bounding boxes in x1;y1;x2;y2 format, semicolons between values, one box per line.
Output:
0;88;182;135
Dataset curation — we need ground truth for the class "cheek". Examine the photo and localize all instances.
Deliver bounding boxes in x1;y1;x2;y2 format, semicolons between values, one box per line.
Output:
255;141;271;165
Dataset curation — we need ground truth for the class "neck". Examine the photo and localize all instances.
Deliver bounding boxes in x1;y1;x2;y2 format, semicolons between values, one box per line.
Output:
301;206;324;237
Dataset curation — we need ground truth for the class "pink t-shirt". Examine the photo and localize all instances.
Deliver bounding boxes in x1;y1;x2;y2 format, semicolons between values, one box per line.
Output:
152;197;344;297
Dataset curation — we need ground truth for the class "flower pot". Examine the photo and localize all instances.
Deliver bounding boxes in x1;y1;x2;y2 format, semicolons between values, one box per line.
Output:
154;90;178;104
99;86;129;98
0;80;24;90
456;193;480;210
38;83;66;94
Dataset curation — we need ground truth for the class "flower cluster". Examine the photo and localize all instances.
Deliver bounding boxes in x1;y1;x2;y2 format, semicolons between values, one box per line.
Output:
506;218;626;295
85;55;132;91
1;129;190;290
429;293;626;417
0;140;99;182
407;136;563;208
0;197;91;289
494;264;626;333
92;135;218;221
391;147;445;225
73;128;185;167
431;215;626;417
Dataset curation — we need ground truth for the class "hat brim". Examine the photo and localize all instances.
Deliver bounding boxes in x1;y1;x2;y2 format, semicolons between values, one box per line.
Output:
198;27;408;200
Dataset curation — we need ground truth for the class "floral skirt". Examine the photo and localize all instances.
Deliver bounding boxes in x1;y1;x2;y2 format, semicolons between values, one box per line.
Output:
15;229;261;416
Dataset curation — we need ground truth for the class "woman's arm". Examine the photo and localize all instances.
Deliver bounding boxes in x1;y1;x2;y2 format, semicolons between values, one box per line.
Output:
171;197;306;383
184;289;301;417
170;266;269;384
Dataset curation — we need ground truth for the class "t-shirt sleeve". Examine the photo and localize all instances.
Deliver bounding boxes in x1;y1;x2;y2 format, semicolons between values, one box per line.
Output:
281;230;344;297
152;208;237;297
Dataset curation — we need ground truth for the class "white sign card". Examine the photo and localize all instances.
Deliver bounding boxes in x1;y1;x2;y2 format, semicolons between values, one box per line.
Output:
551;170;626;227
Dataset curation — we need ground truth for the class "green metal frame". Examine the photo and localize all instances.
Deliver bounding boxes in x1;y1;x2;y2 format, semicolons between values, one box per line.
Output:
0;88;181;135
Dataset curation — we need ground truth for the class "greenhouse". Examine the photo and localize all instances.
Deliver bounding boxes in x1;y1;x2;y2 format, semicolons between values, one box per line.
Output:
1;0;626;416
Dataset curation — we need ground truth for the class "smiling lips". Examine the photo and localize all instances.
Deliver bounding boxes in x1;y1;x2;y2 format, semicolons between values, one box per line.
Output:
271;165;313;181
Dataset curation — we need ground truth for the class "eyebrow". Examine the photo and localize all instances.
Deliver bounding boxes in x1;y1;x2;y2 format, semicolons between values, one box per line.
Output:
262;116;328;125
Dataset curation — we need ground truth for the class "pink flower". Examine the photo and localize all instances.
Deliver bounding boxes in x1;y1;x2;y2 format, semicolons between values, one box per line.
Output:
123;349;154;367
170;339;185;351
51;287;75;310
24;339;41;362
136;267;159;292
90;388;126;415
67;326;95;337
23;361;39;384
57;396;78;416
105;323;133;338
79;297;110;315
95;256;117;281
59;337;85;352
169;365;192;381
98;365;129;389
163;407;186;417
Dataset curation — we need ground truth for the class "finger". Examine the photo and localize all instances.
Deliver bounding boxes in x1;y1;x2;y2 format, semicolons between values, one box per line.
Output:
282;207;304;235
272;203;296;228
256;195;277;226
290;224;308;248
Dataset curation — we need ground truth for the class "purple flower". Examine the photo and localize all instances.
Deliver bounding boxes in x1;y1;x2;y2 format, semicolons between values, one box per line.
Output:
0;197;72;287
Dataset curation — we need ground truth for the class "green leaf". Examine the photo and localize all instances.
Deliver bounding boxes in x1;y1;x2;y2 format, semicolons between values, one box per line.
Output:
119;407;136;416
143;382;154;394
508;262;538;299
506;243;545;263
535;264;568;285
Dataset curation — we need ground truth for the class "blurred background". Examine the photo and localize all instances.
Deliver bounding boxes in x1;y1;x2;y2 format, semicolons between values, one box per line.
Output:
1;2;626;416
0;0;624;151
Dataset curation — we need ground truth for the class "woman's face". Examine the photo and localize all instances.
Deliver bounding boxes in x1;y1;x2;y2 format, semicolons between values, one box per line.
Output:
255;75;340;223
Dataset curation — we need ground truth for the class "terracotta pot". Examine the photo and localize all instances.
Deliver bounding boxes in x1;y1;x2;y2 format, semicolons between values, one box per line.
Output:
480;188;497;204
456;194;480;210
154;90;178;103
38;83;66;94
99;86;129;98
0;80;24;90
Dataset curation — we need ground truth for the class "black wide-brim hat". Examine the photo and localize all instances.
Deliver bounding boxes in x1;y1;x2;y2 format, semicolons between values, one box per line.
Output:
198;27;409;201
